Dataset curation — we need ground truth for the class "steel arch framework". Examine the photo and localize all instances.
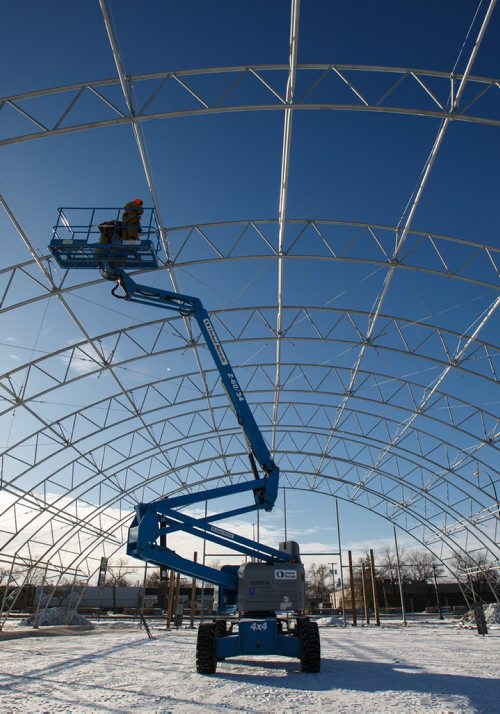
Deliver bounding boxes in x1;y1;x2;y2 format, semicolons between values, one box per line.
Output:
0;0;499;612
2;64;500;149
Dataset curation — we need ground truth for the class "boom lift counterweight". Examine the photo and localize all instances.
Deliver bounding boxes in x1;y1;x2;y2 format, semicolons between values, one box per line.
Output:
49;208;320;673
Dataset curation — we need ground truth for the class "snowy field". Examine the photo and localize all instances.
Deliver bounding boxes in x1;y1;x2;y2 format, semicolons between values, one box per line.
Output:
0;620;498;713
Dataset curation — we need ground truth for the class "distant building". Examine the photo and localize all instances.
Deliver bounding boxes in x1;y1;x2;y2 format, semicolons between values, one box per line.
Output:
1;584;214;613
335;579;496;613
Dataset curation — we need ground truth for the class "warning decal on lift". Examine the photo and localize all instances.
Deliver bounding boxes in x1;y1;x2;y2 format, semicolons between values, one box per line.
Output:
274;569;297;580
203;318;228;366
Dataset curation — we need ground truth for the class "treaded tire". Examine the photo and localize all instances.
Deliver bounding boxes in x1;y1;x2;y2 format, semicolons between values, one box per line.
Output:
299;620;321;673
196;623;217;674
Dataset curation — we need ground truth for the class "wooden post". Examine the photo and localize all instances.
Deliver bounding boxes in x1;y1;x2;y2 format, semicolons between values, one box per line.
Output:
348;550;357;626
361;562;370;625
190;552;198;628
369;549;380;626
174;572;181;628
166;570;175;629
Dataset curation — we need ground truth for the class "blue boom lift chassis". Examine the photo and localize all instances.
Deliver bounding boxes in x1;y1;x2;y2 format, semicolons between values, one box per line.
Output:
50;208;320;673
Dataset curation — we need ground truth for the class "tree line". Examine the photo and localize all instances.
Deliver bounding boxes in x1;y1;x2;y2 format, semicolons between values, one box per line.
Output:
305;546;499;607
2;547;497;611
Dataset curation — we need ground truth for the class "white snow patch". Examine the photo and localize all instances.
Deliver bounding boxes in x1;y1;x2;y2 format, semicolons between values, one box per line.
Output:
19;607;93;627
0;621;498;712
461;604;500;627
315;614;344;626
484;603;500;624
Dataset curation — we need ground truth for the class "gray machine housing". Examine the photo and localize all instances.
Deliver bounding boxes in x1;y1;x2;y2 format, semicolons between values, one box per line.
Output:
237;541;306;614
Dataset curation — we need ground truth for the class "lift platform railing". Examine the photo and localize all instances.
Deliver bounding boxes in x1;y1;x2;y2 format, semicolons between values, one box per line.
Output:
53;206;160;243
49;207;161;270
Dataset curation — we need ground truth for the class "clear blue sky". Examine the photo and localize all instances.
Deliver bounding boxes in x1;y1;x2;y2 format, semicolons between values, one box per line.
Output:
0;1;499;571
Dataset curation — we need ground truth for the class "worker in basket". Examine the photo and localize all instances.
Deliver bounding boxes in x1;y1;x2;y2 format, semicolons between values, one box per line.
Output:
98;219;123;244
121;198;144;240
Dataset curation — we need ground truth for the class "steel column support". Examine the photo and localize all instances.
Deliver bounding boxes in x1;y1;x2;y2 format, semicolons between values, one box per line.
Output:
272;0;300;452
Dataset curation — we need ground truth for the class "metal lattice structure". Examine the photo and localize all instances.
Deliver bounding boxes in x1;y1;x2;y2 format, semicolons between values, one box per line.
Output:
0;1;498;611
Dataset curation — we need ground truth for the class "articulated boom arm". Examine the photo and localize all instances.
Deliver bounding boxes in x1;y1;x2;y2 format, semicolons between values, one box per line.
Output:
110;269;279;508
49;217;285;591
104;269;285;588
128;480;291;589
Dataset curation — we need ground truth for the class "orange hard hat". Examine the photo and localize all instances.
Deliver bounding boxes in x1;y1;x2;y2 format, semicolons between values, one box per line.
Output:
133;198;143;205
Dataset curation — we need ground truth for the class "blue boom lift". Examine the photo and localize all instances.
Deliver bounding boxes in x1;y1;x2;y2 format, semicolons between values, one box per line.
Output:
50;208;320;673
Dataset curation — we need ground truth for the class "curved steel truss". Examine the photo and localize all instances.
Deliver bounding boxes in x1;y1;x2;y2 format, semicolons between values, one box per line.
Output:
0;0;498;610
2;64;500;149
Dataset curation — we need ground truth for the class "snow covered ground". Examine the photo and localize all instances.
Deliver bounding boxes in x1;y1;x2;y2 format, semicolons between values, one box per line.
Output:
0;620;498;713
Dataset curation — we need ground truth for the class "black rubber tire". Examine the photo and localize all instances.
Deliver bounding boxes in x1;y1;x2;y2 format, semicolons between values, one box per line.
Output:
196;623;217;674
299;620;321;673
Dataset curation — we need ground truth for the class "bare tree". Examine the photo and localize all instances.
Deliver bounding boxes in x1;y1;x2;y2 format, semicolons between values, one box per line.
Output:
306;563;331;605
145;569;161;587
406;550;442;584
13;560;47;587
377;545;407;585
106;558;135;612
106;558;134;588
374;545;409;609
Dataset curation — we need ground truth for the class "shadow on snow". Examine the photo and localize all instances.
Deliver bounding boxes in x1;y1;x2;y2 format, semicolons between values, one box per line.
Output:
214;656;500;710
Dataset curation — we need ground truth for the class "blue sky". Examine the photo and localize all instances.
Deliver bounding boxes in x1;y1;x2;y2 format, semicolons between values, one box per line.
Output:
0;1;499;576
